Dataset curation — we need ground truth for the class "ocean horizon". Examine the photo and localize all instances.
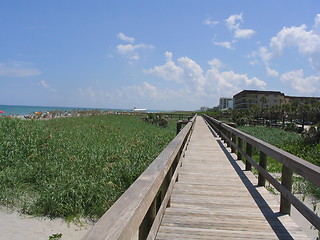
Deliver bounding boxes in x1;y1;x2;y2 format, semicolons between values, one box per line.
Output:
0;105;163;116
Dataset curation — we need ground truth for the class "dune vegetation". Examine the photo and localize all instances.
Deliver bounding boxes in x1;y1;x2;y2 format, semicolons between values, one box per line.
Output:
0;114;176;221
238;125;320;199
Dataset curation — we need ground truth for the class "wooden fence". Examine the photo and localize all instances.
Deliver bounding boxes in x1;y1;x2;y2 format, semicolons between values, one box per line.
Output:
203;114;320;231
82;116;196;240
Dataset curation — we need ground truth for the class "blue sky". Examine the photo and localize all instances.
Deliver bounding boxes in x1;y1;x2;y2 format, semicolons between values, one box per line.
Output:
1;1;319;111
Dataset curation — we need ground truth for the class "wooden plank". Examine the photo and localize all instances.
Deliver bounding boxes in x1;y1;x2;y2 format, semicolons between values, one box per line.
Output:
204;115;320;231
205;115;320;188
156;116;309;240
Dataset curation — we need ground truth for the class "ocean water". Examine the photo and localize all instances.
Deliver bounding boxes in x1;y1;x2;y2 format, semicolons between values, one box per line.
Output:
0;105;132;116
0;105;162;116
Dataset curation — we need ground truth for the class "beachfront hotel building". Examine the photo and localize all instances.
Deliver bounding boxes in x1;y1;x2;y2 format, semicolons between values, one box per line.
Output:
233;90;284;109
219;98;234;110
232;90;320;109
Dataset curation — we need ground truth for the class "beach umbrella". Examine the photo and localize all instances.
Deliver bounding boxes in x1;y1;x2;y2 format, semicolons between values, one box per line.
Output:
35;112;41;114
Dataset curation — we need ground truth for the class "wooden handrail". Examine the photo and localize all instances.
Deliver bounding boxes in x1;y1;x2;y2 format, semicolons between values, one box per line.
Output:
203;114;320;231
82;115;196;240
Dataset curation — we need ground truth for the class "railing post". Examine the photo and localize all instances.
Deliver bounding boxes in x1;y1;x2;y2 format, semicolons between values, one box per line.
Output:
226;131;231;147
258;151;267;186
176;121;183;135
237;137;242;160
231;133;236;153
139;198;156;240
167;168;172;207
159;166;173;218
280;165;293;215
221;126;226;142
245;143;252;171
218;122;222;137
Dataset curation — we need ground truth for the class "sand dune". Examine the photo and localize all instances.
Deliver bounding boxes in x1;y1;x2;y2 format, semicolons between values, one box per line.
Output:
0;207;92;240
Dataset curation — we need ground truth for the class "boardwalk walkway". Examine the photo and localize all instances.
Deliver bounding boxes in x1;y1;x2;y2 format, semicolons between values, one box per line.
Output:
156;116;309;239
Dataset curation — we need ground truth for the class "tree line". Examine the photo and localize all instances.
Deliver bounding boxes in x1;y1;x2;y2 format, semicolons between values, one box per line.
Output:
207;101;319;127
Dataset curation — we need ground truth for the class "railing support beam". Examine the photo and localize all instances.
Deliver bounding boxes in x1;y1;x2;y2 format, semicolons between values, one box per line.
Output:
280;165;293;215
226;131;231;147
258;151;267;186
139;198;156;240
237;137;243;160
245;142;252;171
231;133;236;153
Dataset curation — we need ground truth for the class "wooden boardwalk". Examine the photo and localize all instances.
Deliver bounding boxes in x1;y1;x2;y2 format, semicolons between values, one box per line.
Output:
156;116;309;240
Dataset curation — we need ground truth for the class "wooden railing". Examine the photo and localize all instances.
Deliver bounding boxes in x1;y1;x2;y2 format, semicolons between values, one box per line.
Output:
203;114;320;231
82;116;196;240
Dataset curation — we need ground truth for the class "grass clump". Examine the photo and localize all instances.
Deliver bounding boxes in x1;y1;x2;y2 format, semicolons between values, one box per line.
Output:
238;125;320;198
0;115;176;220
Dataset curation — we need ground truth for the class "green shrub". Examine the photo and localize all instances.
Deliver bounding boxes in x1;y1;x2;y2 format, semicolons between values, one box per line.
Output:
0;115;176;220
238;125;320;198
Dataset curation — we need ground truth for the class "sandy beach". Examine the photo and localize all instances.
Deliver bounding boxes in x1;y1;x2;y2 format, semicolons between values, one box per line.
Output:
0;206;92;240
1;197;319;239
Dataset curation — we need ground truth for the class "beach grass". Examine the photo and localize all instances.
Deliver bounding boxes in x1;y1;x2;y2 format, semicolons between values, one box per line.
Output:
238;126;320;198
0;114;176;221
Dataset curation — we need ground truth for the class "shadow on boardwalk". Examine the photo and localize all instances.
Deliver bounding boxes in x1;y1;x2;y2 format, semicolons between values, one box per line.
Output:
216;139;294;239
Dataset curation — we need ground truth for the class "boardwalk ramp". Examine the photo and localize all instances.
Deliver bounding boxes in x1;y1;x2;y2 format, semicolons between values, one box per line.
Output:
156;116;308;239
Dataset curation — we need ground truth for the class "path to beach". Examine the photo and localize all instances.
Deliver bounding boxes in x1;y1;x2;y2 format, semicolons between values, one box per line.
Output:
0;207;92;240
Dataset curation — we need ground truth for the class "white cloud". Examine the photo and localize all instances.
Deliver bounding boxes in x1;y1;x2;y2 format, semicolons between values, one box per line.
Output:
280;69;320;95
129;55;139;61
206;67;266;96
39;80;49;88
0;61;41;77
234;28;255;39
125;81;161;99
178;57;207;93
258;14;320;72
208;58;224;69
226;13;255;39
79;53;267;110
118;32;135;43
145;52;208;94
213;41;234;49
78;82;174;109
249;60;259;66
116;43;153;54
269;24;320;58
315;14;320;31
266;66;279;77
258;46;273;64
39;80;57;92
116;34;154;62
143;51;184;82
145;52;266;98
116;44;133;54
120;81;196;110
226;13;243;31
203;18;219;27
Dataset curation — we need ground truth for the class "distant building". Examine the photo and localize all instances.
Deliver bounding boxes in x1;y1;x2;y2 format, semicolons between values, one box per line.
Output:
233;90;320;109
133;107;147;113
284;95;320;104
200;106;210;111
233;90;285;109
219;98;233;110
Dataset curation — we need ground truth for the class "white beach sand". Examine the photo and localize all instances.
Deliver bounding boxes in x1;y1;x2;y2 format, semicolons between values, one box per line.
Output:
0;207;92;240
288;195;320;240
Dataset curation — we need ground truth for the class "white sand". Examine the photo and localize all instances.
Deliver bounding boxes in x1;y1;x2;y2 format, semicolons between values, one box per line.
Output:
1;195;318;239
0;207;93;240
288;195;320;240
